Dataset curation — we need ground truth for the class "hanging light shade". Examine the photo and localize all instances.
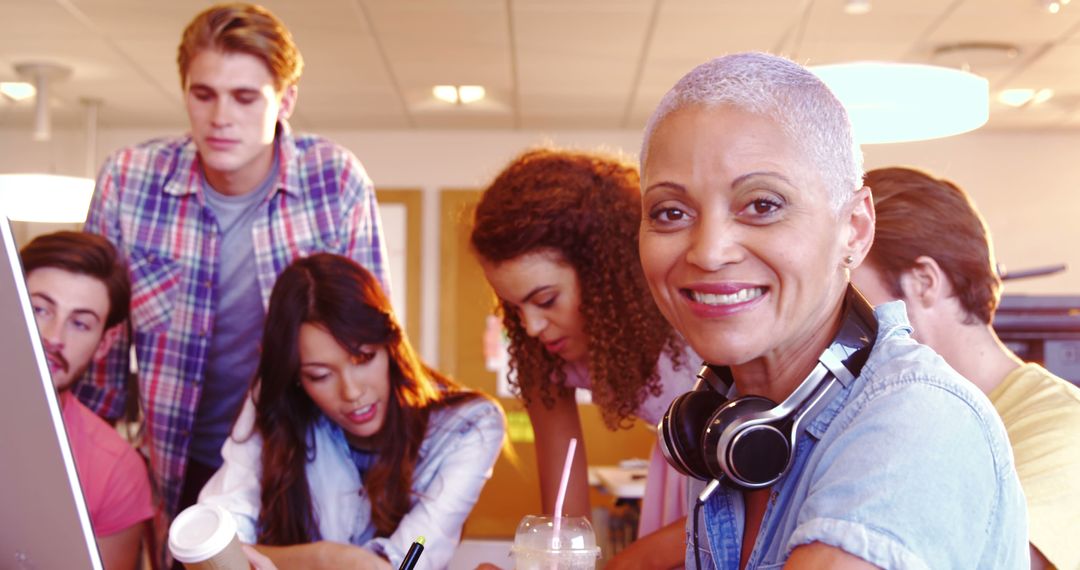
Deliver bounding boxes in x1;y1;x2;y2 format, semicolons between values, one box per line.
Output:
0;174;94;223
1;66;98;225
810;62;989;144
15;62;71;142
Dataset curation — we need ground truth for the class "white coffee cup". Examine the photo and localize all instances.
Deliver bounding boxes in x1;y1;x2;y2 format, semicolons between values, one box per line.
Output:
511;515;600;570
168;504;251;570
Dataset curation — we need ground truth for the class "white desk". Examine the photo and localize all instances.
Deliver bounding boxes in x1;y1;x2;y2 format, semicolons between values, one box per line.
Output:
448;539;513;570
589;465;648;499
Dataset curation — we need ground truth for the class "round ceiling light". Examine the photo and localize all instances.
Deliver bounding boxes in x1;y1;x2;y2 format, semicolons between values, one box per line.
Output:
811;61;989;144
0;174;95;223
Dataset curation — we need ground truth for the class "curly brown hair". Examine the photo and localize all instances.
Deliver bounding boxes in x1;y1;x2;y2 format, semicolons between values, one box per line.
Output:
470;148;684;429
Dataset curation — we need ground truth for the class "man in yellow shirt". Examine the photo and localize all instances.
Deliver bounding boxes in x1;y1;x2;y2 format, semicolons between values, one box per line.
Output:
851;166;1080;570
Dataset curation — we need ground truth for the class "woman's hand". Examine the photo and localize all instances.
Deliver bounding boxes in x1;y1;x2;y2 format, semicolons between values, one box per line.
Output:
243;545;279;570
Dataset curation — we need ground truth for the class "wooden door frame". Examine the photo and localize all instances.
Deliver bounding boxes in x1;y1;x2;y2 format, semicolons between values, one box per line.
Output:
375;188;422;350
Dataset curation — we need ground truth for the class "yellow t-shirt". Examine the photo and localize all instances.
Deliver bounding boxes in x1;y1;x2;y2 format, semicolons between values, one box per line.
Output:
989;363;1080;570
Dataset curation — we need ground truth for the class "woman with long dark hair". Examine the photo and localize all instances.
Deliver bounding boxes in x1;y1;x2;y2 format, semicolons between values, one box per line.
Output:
471;148;698;567
199;253;505;570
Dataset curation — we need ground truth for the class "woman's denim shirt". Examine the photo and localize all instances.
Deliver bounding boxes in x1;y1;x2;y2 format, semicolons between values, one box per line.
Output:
688;301;1029;569
201;396;505;570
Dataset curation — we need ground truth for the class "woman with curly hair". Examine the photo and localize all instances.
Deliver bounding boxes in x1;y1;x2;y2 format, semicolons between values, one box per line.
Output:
471;147;697;567
198;253;505;570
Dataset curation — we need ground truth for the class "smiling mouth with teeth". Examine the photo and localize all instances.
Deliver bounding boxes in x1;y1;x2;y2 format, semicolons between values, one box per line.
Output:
348;403;375;417
687;287;766;306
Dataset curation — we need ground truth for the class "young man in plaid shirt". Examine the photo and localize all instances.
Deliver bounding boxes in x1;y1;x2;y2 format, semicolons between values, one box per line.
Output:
76;2;390;547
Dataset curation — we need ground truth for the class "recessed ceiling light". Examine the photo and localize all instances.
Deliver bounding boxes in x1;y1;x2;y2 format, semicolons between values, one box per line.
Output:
997;88;1054;108
1032;88;1055;105
432;85;487;105
998;88;1036;107
457;85;485;104
0;81;35;101
433;85;458;104
1041;0;1063;13
844;0;871;15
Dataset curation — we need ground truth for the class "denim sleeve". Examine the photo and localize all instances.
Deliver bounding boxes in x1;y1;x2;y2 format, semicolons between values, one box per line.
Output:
364;399;506;569
787;379;1023;569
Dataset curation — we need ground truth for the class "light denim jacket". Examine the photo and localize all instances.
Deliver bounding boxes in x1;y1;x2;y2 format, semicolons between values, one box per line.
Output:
688;301;1029;569
200;395;505;570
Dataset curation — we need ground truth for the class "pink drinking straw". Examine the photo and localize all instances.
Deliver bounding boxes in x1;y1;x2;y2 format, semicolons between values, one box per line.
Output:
551;437;578;551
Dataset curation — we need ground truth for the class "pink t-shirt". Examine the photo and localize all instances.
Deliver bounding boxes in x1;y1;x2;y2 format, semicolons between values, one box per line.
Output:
61;392;154;537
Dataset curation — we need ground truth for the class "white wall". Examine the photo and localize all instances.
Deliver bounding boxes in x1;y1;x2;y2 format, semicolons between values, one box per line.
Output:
862;132;1080;297
4;126;1080;363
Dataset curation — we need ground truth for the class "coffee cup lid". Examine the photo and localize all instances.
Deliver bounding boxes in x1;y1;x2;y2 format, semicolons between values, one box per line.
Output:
168;504;239;563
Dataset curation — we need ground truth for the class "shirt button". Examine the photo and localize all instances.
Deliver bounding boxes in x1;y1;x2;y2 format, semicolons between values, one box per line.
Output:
200;328;208;337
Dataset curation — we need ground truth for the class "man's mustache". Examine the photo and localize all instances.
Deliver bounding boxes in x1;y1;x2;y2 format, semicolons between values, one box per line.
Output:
44;347;69;374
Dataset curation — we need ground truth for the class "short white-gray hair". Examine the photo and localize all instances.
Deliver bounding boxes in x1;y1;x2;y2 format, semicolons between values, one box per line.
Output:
640;52;863;211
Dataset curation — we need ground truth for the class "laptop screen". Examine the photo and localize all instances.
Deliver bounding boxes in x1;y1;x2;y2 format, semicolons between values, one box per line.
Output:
0;218;103;570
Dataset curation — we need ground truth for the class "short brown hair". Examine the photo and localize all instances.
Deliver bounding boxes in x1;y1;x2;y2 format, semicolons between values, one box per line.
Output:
177;3;304;92
865;167;1000;325
20;231;130;330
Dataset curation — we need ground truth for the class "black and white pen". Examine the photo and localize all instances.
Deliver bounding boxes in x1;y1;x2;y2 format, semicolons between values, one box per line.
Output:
398;536;425;570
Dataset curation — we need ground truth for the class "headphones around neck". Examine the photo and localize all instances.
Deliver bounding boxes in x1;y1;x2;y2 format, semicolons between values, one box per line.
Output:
658;285;878;490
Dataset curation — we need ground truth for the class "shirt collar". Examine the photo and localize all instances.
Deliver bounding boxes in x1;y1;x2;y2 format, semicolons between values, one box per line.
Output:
163;120;300;198
803;301;909;438
873;300;914;339
804;379;850;439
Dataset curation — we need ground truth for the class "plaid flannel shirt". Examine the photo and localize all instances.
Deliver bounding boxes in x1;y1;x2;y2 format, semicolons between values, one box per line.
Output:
76;121;389;520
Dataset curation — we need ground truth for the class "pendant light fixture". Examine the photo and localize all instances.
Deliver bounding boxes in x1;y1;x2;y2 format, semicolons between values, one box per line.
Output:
0;63;96;224
811;62;990;145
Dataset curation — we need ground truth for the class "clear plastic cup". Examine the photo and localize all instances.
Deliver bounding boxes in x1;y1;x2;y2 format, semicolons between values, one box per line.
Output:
511;515;600;569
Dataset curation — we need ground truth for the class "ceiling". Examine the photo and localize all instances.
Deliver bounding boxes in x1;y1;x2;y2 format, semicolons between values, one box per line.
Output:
2;0;1080;133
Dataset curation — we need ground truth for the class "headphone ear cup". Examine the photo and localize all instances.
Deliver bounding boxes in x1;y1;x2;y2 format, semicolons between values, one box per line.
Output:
702;395;791;488
660;390;728;480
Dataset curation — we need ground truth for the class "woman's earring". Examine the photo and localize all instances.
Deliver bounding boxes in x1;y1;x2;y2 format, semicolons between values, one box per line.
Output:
843;254;855;266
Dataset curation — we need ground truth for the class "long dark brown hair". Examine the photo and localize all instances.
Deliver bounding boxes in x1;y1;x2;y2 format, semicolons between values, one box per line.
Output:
470;148;684;429
253;253;481;544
